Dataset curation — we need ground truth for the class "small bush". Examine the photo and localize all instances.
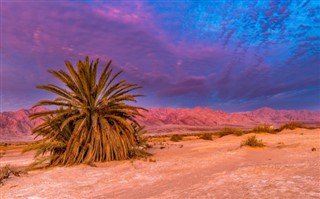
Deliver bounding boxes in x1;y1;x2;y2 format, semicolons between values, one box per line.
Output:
170;134;183;142
279;122;305;131
199;133;213;140
0;165;26;184
0;143;8;147
0;151;6;159
128;148;152;159
217;128;244;137
241;135;265;147
252;125;275;133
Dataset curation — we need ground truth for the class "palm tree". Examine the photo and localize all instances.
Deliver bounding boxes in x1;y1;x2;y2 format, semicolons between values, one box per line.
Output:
28;56;146;166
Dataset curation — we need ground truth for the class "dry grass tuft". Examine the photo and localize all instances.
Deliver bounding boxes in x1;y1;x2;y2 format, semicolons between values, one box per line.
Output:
279;122;306;131
148;158;156;162
199;133;213;140
0;151;6;159
241;135;265;148
128;148;152;159
217;128;244;137
0;165;27;185
170;134;183;142
251;124;275;133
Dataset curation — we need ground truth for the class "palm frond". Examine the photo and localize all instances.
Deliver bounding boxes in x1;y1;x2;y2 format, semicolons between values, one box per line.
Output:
27;56;147;167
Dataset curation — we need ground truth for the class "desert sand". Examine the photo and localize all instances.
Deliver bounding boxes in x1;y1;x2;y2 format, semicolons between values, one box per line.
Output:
1;128;320;199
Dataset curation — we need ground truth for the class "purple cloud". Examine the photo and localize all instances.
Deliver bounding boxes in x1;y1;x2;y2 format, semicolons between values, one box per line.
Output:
1;1;319;112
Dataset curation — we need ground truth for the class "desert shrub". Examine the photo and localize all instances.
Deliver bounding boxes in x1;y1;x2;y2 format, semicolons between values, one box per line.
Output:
279;122;305;131
128;125;152;159
252;125;275;133
0;165;26;184
170;134;183;142
0;151;6;158
0;143;8;147
217;128;244;137
241;135;265;147
128;148;152;159
26;56;147;166
199;133;213;140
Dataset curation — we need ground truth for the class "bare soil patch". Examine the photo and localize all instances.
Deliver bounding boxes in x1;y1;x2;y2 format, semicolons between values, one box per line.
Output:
1;129;319;198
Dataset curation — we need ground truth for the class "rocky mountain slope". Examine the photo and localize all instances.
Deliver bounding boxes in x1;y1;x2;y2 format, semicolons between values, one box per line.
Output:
0;107;46;142
137;107;320;135
1;107;319;142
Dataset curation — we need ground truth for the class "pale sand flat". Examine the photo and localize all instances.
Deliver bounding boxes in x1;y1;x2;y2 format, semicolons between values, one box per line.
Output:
1;129;319;199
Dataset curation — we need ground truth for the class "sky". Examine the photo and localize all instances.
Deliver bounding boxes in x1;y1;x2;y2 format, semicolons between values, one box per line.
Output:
1;0;320;112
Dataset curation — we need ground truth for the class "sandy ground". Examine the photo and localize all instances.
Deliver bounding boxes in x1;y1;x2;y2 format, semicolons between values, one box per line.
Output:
1;128;320;199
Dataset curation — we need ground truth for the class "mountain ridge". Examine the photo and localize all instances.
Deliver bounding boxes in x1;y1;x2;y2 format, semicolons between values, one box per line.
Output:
1;107;319;142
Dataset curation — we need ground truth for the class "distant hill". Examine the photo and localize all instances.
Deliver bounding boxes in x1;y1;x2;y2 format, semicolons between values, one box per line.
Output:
139;107;320;135
1;107;319;142
0;107;47;142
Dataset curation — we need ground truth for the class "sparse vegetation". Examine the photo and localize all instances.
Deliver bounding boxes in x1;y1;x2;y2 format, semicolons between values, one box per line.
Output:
170;134;183;142
251;124;275;133
0;165;26;185
0;151;6;159
311;147;316;151
279;122;305;131
241;135;265;147
128;147;152;159
26;56;147;166
216;128;244;137
0;143;8;147
199;133;213;140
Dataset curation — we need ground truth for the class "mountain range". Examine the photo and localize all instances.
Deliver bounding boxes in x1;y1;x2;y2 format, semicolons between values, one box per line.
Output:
1;107;319;142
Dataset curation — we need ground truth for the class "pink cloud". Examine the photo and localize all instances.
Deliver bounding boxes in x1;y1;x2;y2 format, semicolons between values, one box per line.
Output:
1;1;319;111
